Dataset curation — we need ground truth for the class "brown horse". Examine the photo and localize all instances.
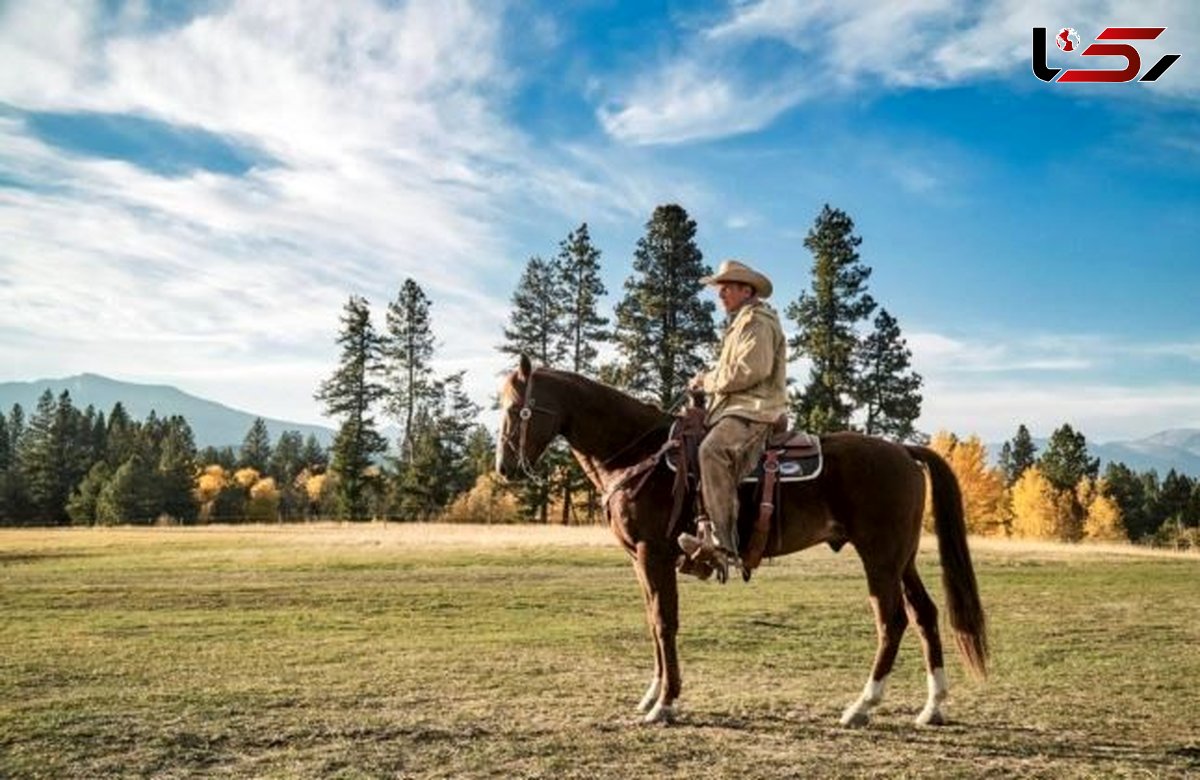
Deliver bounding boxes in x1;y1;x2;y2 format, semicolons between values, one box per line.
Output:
496;355;987;726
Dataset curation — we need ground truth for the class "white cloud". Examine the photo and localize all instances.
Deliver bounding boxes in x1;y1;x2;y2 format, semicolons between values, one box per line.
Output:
597;59;810;146
907;330;1200;439
600;0;1200;145
0;0;690;425
919;380;1200;442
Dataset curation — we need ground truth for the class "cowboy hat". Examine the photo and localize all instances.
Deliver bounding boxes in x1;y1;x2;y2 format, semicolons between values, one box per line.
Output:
700;260;773;299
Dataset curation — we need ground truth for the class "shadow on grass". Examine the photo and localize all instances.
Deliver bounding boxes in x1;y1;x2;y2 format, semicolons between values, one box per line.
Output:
620;707;1200;773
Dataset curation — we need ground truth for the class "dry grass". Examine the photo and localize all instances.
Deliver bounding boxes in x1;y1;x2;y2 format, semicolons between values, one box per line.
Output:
2;524;1198;779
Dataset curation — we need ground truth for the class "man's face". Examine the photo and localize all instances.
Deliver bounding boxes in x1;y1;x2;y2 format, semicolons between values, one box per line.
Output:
717;282;755;314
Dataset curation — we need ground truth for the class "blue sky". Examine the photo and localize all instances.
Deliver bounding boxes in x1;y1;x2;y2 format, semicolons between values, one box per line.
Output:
0;0;1197;442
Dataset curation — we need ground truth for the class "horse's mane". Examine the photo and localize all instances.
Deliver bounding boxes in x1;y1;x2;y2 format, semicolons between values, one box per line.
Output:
545;369;672;424
502;366;671;426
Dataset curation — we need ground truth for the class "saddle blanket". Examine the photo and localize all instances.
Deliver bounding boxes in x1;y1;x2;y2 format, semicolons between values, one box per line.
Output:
665;428;823;483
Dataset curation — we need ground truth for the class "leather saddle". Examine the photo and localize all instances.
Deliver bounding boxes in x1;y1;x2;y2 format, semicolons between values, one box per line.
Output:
666;416;823;484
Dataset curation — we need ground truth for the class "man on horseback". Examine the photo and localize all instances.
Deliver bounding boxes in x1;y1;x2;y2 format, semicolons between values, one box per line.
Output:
677;260;788;577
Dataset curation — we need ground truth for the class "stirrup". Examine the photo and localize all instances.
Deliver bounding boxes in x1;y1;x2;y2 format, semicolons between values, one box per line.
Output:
677;554;714;581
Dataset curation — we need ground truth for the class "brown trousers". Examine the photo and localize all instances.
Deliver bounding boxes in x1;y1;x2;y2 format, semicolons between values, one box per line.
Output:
698;415;772;552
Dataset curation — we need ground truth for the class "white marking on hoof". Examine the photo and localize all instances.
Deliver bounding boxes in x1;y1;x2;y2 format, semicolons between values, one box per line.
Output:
636;678;662;715
839;677;886;727
915;667;948;726
840;708;870;728
915;706;945;726
643;702;676;725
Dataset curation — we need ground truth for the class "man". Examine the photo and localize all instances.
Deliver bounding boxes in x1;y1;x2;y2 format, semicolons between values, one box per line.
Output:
677;260;788;576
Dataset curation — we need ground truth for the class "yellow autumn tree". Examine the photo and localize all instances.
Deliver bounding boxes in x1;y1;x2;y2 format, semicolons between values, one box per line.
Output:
233;467;260;490
1079;477;1126;542
441;474;521;524
950;435;1008;536
1010;466;1076;540
295;469;337;519
194;465;228;505
246;477;280;522
926;431;1008;536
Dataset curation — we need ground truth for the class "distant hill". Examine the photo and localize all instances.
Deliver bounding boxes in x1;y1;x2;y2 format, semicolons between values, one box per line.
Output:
0;374;336;450
986;429;1200;479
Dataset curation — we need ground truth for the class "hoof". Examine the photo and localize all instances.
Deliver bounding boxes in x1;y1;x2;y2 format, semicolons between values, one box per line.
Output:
643;703;677;725
839;709;870;728
915;708;946;726
636;681;661;715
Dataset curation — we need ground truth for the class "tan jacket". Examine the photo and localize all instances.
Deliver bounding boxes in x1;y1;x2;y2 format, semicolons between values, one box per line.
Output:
701;300;788;426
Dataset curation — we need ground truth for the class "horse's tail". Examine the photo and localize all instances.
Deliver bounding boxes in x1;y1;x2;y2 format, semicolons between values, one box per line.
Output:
906;445;989;680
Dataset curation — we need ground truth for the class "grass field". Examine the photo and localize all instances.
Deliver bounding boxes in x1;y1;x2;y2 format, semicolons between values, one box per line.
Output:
2;524;1198;779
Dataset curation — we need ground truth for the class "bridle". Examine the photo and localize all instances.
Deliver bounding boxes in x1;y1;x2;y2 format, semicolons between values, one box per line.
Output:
500;368;557;481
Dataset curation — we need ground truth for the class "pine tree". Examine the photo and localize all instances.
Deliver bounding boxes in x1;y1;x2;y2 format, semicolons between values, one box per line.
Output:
315;295;388;520
613;204;716;407
0;415;10;471
8;404;24;454
199;445;237;471
106;402;137;467
999;424;1038;487
1158;469;1193;526
0;400;29;523
158;416;198;523
554;223;610;523
499;255;569;523
501;256;566;367
96;455;156;525
1038;423;1099;493
393;372;482;520
1140;469;1164;538
465;426;496;482
67;462;112;526
854;308;922;440
269;431;305;485
788;204;877;433
1101;462;1149;540
239;418;272;473
556;223;609;375
270;430;308;522
300;435;328;471
21;390;63;523
383;278;436;463
435;372;483;503
2;404;30;524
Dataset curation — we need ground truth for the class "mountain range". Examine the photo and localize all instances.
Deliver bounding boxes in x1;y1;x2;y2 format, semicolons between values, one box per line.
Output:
984;432;1200;480
1;374;1197;477
0;374;336;450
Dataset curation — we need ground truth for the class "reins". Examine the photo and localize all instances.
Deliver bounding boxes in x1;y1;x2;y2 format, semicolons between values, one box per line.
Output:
502;372;694;525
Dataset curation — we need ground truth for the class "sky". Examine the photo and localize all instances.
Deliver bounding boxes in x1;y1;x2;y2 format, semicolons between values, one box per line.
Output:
1;0;1197;444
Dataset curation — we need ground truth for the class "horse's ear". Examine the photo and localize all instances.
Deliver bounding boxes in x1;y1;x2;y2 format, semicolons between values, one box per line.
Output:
518;353;532;380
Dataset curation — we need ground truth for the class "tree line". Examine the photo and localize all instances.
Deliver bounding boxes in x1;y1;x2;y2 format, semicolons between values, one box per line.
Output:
0;201;928;526
931;423;1200;548
0;391;330;526
16;199;1193;543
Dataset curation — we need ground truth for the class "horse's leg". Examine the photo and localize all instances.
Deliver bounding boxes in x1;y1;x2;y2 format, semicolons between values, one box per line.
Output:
840;572;908;727
903;562;949;726
637;541;681;724
632;554;663;715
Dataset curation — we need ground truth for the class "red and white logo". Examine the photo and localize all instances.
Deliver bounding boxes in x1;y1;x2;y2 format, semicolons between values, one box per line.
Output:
1033;26;1180;83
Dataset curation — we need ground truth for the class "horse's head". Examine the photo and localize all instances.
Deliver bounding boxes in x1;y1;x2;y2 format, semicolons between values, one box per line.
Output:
495;354;564;481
